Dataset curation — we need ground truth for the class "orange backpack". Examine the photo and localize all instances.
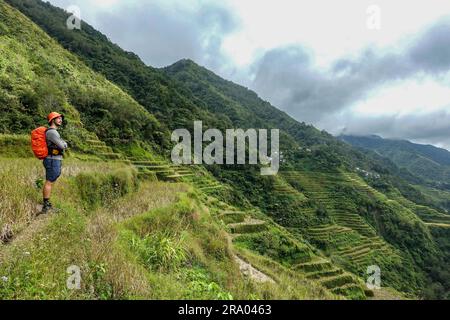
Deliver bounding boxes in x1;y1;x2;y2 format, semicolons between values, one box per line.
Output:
31;127;49;160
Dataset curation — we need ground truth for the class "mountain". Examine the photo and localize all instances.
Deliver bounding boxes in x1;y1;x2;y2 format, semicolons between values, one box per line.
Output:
1;0;449;299
340;135;450;187
1;2;386;165
0;0;167;153
1;0;334;300
2;1;431;178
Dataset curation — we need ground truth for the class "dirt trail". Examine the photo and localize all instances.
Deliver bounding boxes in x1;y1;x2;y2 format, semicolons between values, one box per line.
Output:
225;234;275;284
233;255;275;284
368;287;405;300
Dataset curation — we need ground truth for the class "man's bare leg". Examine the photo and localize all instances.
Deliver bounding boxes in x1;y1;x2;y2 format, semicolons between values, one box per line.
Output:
43;180;52;199
42;181;53;213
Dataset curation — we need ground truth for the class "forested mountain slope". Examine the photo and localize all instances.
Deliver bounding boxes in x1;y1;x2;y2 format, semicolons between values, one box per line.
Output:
340;135;450;186
1;0;449;299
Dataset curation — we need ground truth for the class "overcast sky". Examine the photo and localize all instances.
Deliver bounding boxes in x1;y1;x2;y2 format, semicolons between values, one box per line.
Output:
50;0;450;150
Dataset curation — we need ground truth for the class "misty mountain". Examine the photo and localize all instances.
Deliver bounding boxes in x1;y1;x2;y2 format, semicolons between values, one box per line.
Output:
340;134;450;186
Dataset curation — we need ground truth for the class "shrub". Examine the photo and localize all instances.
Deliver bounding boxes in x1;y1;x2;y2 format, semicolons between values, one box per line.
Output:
235;229;312;265
145;233;187;271
75;168;138;208
182;268;233;300
0;134;33;158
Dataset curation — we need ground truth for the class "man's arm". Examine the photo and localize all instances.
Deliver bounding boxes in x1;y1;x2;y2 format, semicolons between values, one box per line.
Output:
46;130;68;150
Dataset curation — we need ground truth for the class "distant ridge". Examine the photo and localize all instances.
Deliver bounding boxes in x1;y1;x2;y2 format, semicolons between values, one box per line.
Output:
340;134;450;183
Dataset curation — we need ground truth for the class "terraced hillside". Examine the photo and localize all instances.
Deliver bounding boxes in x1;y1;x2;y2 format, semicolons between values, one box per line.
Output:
1;134;381;300
1;0;449;299
188;173;371;299
208;199;369;299
274;171;432;292
0;10;382;292
382;188;450;229
340;134;450;186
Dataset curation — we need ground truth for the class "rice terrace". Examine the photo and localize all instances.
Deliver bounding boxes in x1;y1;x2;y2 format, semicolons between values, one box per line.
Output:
0;0;449;307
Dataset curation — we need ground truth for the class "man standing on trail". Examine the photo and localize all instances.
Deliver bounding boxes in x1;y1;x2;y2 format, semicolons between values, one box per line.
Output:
42;112;68;213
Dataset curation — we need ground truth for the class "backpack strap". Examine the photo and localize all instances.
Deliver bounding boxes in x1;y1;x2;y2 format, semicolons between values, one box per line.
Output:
46;128;63;156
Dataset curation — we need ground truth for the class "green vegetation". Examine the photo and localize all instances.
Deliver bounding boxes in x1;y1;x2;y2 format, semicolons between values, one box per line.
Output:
0;134;32;157
75;168;139;209
0;0;448;299
0;155;344;300
0;0;165;152
340;135;450;192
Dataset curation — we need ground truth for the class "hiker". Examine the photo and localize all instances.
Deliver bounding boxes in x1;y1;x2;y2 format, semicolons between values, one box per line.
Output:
41;112;68;213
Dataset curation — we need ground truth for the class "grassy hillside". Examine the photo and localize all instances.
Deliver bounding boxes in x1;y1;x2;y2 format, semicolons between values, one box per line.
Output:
1;0;449;299
1;153;337;299
0;0;166;153
2;136;379;300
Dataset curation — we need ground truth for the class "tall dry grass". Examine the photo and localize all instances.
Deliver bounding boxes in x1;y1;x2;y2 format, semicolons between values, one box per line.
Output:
0;158;42;236
0;157;129;238
84;181;190;298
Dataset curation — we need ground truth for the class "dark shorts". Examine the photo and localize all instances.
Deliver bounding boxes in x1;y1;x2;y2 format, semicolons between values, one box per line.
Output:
43;158;62;182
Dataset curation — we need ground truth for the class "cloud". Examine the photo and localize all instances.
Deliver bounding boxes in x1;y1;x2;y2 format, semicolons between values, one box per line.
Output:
333;109;450;149
249;18;450;148
50;0;239;68
100;1;239;68
252;19;450;121
251;45;377;123
409;20;450;72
